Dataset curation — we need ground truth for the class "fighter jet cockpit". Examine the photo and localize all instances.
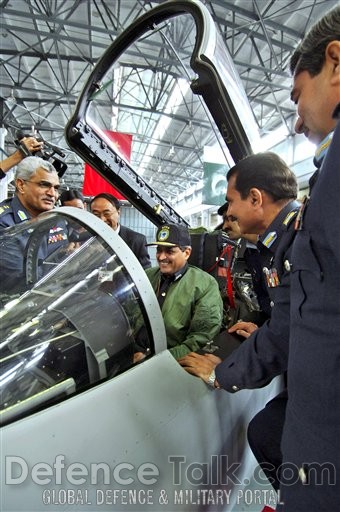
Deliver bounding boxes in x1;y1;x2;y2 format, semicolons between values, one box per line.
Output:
0;208;166;426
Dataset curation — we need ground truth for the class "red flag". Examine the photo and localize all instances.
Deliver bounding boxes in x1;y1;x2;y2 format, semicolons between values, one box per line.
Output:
82;131;133;199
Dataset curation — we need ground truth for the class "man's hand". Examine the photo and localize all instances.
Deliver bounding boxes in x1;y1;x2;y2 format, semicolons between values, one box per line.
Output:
228;320;258;339
133;352;146;363
21;136;44;154
64;241;81;254
0;136;45;175
178;352;222;383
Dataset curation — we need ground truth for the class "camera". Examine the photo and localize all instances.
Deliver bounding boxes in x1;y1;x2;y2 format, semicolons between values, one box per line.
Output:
15;130;68;178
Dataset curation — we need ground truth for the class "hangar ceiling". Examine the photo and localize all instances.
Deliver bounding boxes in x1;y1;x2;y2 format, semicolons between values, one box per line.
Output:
0;0;337;201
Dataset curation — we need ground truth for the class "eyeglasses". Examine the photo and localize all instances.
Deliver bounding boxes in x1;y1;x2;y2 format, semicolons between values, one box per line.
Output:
23;180;60;193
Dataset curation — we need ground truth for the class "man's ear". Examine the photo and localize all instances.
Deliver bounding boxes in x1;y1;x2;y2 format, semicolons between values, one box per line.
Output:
184;246;192;259
15;178;25;194
326;41;340;85
249;188;263;207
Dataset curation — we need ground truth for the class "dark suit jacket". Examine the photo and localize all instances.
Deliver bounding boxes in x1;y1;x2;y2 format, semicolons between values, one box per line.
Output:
118;225;151;269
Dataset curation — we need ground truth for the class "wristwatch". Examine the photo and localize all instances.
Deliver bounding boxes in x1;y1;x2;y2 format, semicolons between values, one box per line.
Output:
207;369;220;388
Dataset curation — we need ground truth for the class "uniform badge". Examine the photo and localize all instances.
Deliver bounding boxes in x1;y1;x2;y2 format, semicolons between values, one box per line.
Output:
263;267;280;287
18;210;28;221
0;204;10;215
157;226;170;242
283;211;297;227
48;225;67;243
262;231;277;248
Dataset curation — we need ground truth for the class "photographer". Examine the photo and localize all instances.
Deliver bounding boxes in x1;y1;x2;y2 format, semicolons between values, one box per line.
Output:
0;136;43;179
1;130;67;186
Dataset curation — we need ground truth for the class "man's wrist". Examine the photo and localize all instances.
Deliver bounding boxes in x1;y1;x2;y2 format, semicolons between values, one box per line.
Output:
9;150;24;166
207;369;220;389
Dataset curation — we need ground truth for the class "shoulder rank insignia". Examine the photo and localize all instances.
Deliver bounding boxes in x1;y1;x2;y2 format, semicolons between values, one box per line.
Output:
295;196;309;231
283;210;298;227
0;204;10;215
262;231;277;248
314;131;333;167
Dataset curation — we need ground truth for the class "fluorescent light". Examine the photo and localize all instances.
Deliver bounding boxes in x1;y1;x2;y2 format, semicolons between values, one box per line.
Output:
138;78;190;175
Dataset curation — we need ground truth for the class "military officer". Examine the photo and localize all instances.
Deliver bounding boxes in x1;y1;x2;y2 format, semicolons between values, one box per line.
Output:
276;6;340;510
179;132;336;495
179;151;299;489
180;6;340;508
0;156;67;292
179;151;298;381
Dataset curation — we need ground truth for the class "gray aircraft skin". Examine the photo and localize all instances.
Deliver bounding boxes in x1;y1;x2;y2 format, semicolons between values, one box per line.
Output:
0;1;282;511
0;208;280;511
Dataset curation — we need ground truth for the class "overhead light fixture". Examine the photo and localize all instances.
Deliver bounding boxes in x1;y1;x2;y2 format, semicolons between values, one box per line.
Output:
139;78;190;175
110;66;122;131
5;89;16;105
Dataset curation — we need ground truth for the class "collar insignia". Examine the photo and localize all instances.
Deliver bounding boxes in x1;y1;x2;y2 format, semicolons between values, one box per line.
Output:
18;210;28;221
262;231;277;248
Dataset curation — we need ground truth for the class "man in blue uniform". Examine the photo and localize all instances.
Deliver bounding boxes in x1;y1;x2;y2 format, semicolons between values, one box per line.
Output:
276;7;340;510
179;150;298;379
181;6;340;509
179;151;299;490
0;156;66;292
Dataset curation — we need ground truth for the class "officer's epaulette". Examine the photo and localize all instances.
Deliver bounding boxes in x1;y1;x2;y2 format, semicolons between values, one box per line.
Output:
282;209;298;230
314;131;334;167
0;202;12;216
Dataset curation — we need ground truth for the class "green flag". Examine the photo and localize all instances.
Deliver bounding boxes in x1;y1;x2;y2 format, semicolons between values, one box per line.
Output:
202;162;228;206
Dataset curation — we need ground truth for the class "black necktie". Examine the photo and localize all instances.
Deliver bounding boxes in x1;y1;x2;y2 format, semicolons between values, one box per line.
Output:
157;275;174;308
